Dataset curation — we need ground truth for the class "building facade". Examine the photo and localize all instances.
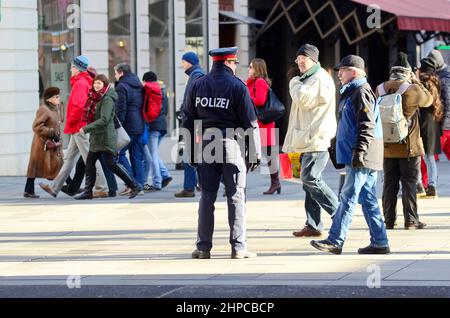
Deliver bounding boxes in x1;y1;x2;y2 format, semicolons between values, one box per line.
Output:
2;0;448;176
0;0;256;176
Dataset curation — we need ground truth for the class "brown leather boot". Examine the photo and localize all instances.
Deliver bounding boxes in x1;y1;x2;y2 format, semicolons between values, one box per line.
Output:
263;172;281;195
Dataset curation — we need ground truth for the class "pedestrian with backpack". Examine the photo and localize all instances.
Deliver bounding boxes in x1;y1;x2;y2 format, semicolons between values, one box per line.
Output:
376;52;433;230
142;71;172;192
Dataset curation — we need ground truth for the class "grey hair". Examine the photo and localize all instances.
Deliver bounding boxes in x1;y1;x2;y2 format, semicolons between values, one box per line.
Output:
348;67;367;77
114;63;131;75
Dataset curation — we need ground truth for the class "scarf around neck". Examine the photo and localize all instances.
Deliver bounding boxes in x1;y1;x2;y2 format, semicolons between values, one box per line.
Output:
299;62;321;81
84;84;110;124
340;76;368;95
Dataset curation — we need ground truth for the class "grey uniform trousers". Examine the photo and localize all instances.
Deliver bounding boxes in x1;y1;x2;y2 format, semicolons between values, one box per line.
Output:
196;138;248;252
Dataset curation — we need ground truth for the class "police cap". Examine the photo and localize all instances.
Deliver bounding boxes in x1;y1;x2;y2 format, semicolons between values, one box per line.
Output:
209;47;239;63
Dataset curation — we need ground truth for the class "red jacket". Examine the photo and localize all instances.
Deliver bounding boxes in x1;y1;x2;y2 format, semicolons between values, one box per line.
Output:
64;72;92;134
246;77;275;147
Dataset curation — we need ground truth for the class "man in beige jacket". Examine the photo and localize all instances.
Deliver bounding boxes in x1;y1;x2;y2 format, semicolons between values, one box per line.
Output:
283;44;338;237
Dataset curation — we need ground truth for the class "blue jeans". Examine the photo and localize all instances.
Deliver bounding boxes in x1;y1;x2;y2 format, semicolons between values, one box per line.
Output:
148;131;170;188
143;144;151;184
184;163;197;191
301;152;339;231
118;134;145;188
423;154;437;187
328;166;389;247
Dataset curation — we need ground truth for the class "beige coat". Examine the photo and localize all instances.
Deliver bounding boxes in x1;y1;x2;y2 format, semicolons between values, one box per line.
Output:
283;67;337;153
376;80;433;158
26;103;63;179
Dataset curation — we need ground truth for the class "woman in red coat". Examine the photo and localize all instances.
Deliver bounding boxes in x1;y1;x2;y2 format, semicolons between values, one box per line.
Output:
246;58;281;195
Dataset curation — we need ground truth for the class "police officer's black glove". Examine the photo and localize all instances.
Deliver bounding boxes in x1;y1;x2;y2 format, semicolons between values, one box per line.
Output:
351;150;365;169
249;159;261;172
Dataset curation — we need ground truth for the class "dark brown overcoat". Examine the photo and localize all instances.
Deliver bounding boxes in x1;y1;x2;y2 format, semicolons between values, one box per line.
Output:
26;103;63;179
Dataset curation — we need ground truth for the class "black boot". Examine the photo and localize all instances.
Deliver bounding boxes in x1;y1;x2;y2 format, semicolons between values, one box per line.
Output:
128;182;140;199
263;172;281;195
76;165;95;200
74;191;93;200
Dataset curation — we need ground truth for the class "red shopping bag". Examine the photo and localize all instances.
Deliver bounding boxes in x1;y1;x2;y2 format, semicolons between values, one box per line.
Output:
279;153;293;179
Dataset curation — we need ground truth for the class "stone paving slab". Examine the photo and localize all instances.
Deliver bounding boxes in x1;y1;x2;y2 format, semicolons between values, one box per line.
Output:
0;161;450;294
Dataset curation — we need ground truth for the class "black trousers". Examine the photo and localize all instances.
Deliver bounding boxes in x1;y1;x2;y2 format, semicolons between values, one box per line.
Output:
65;155;118;194
24;178;35;194
100;155;118;193
65;156;85;192
85;151;133;193
382;157;421;226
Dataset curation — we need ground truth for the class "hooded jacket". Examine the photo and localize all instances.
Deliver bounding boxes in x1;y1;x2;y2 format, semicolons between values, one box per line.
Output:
64;71;92;134
83;87;119;155
115;73;145;135
148;84;169;133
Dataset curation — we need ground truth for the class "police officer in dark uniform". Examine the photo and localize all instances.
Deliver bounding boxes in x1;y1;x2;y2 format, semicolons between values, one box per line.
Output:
182;47;262;259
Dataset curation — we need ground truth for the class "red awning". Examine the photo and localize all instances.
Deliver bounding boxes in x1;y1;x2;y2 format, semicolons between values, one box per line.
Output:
351;0;450;32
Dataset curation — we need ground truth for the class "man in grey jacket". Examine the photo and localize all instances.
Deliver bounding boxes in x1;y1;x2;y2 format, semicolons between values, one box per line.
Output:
283;44;339;237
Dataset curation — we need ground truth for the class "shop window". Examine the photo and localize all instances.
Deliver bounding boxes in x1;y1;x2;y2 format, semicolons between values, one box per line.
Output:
38;0;80;146
108;0;136;81
149;0;173;127
186;0;205;68
38;0;80;104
